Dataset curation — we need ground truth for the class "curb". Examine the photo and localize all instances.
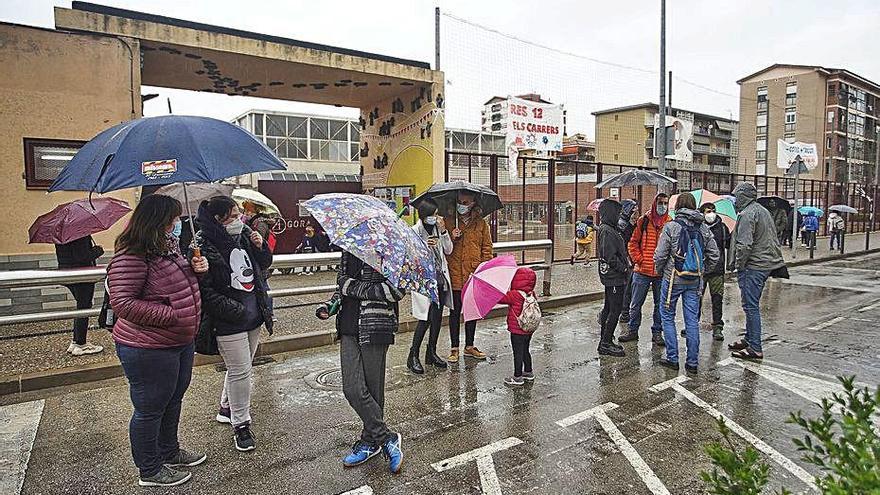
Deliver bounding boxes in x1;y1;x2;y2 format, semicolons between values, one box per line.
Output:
0;291;604;396
785;247;880;268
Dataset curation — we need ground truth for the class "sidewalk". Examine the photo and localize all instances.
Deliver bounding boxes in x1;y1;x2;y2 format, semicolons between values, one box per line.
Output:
1;232;878;381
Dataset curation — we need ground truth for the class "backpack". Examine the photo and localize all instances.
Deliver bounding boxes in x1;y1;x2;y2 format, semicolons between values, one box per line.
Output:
576;221;591;239
516;291;542;333
672;218;705;281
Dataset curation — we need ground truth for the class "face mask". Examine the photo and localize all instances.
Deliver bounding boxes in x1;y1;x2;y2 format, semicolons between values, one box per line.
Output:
656;205;668;216
456;203;471;215
171;219;182;238
617;218;629;231
225;218;245;236
424;216;437;226
705;212;717;224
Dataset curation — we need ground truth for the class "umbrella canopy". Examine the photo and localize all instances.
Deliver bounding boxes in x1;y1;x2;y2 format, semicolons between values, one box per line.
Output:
49;115;286;193
586;198;604;211
233;188;281;216
829;204;858;214
756;196;792;213
595;169;676;189
669;189;737;231
29;197;131;244
154;182;234;215
410;181;503;217
798;206;824;217
303;193;438;303
461;255;520;322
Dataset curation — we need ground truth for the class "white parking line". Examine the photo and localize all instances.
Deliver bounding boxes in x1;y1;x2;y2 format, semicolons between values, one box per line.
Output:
339;486;373;495
0;400;45;495
858;301;880;312
556;403;671;495
650;377;817;490
432;437;523;495
807;316;845;331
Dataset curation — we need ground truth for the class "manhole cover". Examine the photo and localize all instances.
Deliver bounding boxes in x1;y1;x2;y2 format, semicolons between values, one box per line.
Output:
305;367;403;391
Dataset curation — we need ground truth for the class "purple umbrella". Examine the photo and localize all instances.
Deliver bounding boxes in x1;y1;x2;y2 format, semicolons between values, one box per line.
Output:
29;198;132;244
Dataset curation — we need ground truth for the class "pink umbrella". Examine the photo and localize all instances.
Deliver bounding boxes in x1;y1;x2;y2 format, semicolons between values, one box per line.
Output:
586;198;604;211
461;255;520;322
29;197;132;244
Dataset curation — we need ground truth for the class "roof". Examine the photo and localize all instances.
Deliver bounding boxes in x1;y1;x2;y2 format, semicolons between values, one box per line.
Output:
591;102;737;123
737;63;880;91
70;2;432;70
483;94;554;105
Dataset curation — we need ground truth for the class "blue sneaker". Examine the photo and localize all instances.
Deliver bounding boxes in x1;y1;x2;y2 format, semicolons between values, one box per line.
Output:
342;441;381;467
382;432;403;474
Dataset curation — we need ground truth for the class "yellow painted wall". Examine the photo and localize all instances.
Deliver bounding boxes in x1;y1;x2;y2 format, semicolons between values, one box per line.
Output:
595;108;651;165
0;24;140;256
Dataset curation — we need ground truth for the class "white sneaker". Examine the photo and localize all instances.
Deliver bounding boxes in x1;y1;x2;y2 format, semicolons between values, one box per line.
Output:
67;342;104;356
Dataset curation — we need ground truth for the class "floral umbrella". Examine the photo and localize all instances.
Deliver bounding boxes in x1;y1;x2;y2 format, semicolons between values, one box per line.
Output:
669;188;737;231
303;193;438;303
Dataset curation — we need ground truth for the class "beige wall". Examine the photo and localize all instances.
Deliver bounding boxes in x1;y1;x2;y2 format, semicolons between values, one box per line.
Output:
738;69;827;179
595;108;651;165
0;24;140;256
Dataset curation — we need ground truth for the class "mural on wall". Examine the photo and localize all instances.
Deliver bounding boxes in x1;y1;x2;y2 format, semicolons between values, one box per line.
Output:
360;84;445;200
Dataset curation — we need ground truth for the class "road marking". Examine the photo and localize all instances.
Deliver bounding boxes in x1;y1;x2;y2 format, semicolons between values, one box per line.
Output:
858;301;880;312
807;316;845;331
556;403;671;495
432;437;523;495
339;486;373;495
0;400;45;495
650;377;817;490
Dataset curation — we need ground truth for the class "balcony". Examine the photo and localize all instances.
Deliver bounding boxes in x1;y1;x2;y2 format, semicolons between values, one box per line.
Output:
694;126;711;137
693;143;731;156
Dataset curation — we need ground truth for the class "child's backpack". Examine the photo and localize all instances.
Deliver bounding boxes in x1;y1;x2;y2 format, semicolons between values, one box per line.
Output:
576;221;590;239
516;291;542;333
672;219;705;281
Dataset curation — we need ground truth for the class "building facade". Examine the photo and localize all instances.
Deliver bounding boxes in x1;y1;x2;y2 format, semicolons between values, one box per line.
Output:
737;64;880;183
592;103;739;174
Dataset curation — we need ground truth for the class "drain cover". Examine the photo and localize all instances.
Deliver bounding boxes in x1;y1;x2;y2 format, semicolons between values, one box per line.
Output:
305;368;401;391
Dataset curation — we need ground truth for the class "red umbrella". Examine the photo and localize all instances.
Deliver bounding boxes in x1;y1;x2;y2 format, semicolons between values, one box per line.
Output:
586;198;604;211
29;198;132;244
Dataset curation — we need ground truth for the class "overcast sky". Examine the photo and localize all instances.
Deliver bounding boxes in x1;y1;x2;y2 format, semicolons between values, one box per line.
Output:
4;0;879;136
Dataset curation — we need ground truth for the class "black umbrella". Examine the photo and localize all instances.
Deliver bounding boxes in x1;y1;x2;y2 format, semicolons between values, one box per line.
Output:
595;169;677;189
410;180;503;217
756;196;792;213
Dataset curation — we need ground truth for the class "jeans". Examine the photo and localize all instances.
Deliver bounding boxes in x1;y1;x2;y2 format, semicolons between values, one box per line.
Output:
510;333;533;377
628;273;663;336
216;328;261;427
340;334;392;448
659;279;701;367
117;342;194;478
738;269;771;353
65;283;95;345
699;274;725;329
599;285;624;344
830;231;842;250
449;290;477;348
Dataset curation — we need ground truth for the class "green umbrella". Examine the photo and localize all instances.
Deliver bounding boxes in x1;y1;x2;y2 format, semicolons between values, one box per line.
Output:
669;188;737;231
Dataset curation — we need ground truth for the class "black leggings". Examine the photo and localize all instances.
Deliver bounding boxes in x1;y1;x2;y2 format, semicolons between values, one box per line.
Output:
510;333;533;377
599;285;624;344
410;289;446;356
66;283;95;345
449;290;477;348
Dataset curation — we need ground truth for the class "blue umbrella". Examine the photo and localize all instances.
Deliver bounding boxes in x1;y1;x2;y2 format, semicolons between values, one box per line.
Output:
797;206;824;217
49;115;285;193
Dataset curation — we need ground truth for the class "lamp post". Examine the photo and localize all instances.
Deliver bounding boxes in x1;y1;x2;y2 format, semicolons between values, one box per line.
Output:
871;124;880;250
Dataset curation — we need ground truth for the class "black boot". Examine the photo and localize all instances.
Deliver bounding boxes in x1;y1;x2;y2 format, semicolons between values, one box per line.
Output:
424;322;447;368
407;351;424;374
408;324;427;374
598;341;626;357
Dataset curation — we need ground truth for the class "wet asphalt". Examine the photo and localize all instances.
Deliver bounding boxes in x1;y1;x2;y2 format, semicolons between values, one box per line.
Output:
5;253;880;494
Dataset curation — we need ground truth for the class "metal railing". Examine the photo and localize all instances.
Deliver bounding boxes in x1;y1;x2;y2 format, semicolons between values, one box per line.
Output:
0;239;553;327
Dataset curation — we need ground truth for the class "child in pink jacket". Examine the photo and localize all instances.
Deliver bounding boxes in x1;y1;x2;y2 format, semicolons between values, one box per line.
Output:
499;267;538;386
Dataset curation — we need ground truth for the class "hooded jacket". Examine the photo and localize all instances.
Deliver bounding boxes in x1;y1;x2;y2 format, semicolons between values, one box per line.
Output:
729;182;785;272
704;214;730;277
653;208;720;285
193;204;274;337
628;194;671;277
597;199;630;286
499;267;538;335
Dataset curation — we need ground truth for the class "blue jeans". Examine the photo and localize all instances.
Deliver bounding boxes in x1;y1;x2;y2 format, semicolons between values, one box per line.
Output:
737;269;771;353
659;279;701;367
117;342;194;477
628;273;663;335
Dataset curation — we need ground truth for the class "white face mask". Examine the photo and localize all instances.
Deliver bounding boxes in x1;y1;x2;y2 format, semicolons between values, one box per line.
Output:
456;203;472;215
424;216;437;226
705;212;717;224
225;218;245;236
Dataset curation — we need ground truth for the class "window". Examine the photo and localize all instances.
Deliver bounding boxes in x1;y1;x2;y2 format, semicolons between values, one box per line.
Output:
756;111;767;135
614;153;619;161
785;110;797;132
756;150;767;160
756;137;767;151
785;83;797;106
614;114;619;121
253;113;264;136
826;137;832;149
757;86;768;110
24;138;85;190
828;84;836;98
784;134;796;144
827;111;834;124
614;134;619;141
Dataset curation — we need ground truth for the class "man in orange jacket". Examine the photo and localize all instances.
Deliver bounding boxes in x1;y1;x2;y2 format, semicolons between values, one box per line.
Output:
619;193;670;345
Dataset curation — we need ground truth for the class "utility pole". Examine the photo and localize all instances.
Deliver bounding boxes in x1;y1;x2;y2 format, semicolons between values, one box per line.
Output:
657;0;667;175
434;7;441;71
871;124;880;250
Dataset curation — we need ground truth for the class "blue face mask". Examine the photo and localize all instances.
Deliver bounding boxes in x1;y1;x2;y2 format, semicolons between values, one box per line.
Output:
656;205;668;216
456;203;471;215
171;219;182;238
424;216;437;226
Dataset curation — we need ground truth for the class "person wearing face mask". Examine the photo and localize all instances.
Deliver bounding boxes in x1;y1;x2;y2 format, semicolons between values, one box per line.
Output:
193;196;273;453
698;202;730;341
617;199;639;324
408;199;453;374
444;191;493;362
107;194;209;487
620;193;671;345
295;224;320;275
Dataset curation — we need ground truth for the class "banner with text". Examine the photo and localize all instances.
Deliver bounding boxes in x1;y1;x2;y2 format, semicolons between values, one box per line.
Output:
505;96;564;180
776;140;818;171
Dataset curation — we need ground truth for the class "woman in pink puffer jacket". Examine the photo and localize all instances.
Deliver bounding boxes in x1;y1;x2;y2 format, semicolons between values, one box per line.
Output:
107;194;209;488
